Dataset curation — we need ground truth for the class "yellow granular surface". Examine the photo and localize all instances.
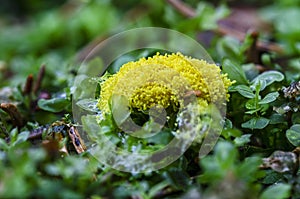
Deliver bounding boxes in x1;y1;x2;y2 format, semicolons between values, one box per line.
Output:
98;52;234;113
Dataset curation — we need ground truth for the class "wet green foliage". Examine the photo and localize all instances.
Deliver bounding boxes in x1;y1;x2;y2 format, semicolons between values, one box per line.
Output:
1;0;300;198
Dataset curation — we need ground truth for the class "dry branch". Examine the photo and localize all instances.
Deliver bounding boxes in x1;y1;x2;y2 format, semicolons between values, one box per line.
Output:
33;64;46;94
166;0;282;53
0;103;25;128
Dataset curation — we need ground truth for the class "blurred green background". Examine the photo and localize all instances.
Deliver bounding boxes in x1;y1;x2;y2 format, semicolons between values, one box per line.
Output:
1;0;300;198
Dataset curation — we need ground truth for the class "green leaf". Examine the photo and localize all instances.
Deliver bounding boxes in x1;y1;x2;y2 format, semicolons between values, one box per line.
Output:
165;169;191;190
0;138;9;150
76;98;99;113
261;53;272;66
224;118;233;129
221;128;242;139
236;156;263;181
286;124;300;146
232;85;255;98
108;55;134;74
262;170;283;185
251;71;284;91
242;117;269;129
72;75;98;100
217;37;242;63
14;131;30;146
148;181;169;198
110;94;131;126
38;98;70;113
292;112;300;124
260;183;291;199
222;59;248;85
245;98;257;110
234;134;252;147
9;128;18;143
198;156;222;183
215;141;237;170
270;113;287;124
259;92;279;104
242;63;259;81
245;108;262;115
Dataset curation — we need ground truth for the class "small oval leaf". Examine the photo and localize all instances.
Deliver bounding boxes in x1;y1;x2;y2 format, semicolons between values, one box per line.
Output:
76;98;99;112
232;85;255;98
260;183;291;199
222;59;248;85
14;131;30;146
242;117;269;129
0;138;9;150
251;71;284;91
286;124;300;146
111;94;131;125
259;92;279;104
38;98;69;113
234;134;252;147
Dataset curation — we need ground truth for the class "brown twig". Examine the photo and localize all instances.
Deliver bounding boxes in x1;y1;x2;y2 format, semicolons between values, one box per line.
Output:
245;31;260;63
255;64;269;72
217;24;282;53
166;0;283;54
23;74;33;95
0;103;25;128
33;64;46;94
166;0;195;18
